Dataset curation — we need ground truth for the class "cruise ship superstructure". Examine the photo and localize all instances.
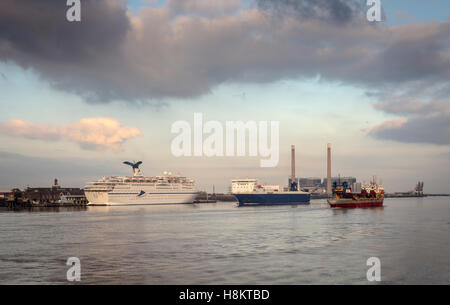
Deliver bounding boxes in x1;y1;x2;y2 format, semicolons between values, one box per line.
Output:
84;161;198;205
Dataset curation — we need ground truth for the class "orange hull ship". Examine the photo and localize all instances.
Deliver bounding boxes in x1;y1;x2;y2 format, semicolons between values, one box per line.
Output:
328;177;384;208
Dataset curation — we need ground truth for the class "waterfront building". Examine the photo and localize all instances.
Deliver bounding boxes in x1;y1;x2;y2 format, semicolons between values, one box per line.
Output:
0;190;13;200
24;179;84;203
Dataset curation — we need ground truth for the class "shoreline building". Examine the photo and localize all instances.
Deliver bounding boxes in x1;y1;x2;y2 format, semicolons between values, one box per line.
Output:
24;179;84;203
0;190;13;200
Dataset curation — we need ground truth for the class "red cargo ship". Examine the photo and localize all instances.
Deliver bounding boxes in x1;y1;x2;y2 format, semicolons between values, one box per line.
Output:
328;177;384;208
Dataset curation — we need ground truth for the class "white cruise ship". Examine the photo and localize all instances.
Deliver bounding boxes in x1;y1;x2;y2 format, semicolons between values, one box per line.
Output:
84;161;199;205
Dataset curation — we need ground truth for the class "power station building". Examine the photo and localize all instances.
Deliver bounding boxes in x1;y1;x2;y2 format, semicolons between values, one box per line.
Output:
322;177;357;187
288;178;322;188
285;143;356;194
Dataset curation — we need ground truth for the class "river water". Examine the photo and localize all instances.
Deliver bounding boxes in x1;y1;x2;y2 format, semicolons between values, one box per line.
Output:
0;197;449;284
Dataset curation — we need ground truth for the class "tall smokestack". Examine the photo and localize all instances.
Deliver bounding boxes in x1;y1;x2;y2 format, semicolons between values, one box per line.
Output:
291;145;296;184
327;143;332;196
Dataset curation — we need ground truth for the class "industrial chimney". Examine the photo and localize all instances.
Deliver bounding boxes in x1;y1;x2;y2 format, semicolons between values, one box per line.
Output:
327;143;332;196
291;145;295;183
290;145;299;191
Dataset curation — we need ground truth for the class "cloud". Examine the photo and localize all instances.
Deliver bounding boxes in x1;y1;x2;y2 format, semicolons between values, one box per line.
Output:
256;0;365;24
369;100;450;145
0;0;130;102
168;0;242;17
374;100;449;115
0;0;449;105
369;114;450;145
0;118;141;152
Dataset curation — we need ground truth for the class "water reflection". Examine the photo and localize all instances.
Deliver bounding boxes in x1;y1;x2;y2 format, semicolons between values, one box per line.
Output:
0;198;448;284
0;206;88;213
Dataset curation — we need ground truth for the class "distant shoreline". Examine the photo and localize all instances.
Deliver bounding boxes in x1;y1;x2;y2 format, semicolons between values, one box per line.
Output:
2;194;450;210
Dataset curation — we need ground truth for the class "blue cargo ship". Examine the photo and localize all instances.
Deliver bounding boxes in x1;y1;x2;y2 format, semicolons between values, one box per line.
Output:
231;178;310;206
233;192;310;206
231;145;311;206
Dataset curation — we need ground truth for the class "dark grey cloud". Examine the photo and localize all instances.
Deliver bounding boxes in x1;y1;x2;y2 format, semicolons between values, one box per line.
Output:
369;113;450;145
0;0;448;106
0;0;129;62
369;97;450;145
359;23;450;85
0;0;130;102
256;0;365;24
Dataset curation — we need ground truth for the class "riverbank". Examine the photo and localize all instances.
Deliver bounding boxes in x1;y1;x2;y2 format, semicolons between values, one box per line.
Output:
2;193;448;210
0;199;88;209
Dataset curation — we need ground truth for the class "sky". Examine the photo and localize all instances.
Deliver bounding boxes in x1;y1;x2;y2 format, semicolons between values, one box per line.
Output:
0;0;449;193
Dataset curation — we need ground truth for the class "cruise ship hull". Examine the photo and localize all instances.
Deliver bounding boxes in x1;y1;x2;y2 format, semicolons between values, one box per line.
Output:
85;191;198;206
234;193;310;206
